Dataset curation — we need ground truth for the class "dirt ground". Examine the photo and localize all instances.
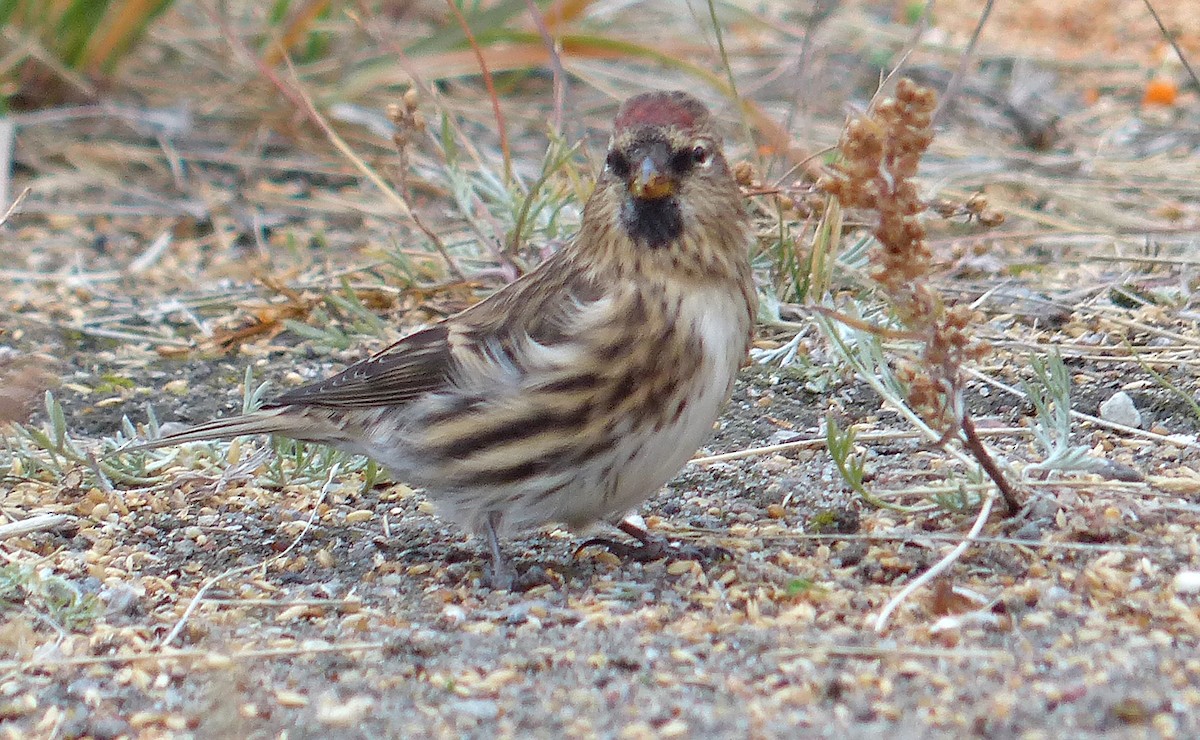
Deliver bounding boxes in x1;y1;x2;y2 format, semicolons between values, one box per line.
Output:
4;1;1200;738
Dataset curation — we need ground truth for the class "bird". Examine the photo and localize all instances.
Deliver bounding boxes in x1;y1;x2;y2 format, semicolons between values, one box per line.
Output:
128;91;757;588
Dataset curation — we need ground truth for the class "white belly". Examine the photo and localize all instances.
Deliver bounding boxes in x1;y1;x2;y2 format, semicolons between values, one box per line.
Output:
406;284;750;537
560;286;749;525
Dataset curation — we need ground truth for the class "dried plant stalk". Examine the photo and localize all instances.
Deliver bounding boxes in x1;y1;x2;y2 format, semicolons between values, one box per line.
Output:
820;79;1019;511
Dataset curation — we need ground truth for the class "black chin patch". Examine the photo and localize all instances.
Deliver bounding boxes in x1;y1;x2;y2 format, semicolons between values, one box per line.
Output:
621;196;683;249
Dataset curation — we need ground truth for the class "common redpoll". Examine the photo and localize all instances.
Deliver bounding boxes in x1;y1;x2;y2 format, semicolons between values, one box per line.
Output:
131;91;756;587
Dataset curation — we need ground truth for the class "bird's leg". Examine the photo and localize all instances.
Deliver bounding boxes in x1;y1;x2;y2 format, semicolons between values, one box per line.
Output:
483;511;515;590
576;515;730;564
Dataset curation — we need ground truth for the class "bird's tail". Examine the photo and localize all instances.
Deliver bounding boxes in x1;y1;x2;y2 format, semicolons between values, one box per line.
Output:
120;408;316;453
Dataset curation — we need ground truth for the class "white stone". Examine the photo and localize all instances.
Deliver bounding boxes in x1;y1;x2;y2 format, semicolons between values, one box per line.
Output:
1099;391;1142;429
1173;571;1200;594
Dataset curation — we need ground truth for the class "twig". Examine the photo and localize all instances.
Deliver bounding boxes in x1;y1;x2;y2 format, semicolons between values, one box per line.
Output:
932;0;995;128
874;489;995;633
713;531;1162;554
809;304;922;340
159;463;340;648
689;426;1032;466
522;0;565;135
203;598;361;608
15;315;192;348
1;641;387;673
0;186;29;228
964;367;1200;451
779;643;1009;661
444;0;511;182
0;514;75;541
959;414;1020;511
127;230;174;274
1140;0;1200;91
0;118;14;210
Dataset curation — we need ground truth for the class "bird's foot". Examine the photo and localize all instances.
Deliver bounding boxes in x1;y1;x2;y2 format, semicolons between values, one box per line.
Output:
484;558;517;591
576;536;730;564
483;559;557;591
576;518;730;565
482;511;519;590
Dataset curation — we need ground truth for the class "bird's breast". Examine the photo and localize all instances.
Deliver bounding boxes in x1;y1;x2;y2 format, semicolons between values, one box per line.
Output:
574;283;751;519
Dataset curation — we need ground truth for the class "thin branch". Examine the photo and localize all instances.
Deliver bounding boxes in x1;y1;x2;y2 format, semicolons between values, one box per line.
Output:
690;426;1032;466
874;489;995;633
0;117;13;209
932;0;995;128
1140;0;1200;91
959;414;1020;511
523;0;566;136
0;514;75;541
965;367;1200;451
0;186;29;228
444;0;512;182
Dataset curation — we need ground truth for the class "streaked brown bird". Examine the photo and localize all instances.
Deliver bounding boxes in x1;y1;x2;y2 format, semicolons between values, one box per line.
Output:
131;91;756;587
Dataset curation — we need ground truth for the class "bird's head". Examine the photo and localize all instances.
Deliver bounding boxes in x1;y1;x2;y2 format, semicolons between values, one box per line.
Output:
600;91;742;250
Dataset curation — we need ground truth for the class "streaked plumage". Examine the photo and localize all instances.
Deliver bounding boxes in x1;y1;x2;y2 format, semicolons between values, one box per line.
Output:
132;91;756;587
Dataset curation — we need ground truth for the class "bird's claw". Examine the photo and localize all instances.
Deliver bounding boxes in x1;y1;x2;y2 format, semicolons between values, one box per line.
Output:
484;562;516;591
576;536;730;565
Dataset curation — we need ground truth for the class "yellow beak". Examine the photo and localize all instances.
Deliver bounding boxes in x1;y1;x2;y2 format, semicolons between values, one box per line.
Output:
629;156;676;200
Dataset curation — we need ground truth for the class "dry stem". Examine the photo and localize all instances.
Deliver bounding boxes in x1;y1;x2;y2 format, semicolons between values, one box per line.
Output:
820;78;1018;512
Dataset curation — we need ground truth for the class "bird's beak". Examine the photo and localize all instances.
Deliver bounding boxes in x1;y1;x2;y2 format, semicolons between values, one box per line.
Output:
629;156;676;200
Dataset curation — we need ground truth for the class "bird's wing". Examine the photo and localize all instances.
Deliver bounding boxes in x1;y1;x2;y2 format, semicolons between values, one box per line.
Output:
447;259;608;380
265;324;453;409
266;252;604;410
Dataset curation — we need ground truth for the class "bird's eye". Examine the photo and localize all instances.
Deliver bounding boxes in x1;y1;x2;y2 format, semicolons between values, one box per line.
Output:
606;150;631;178
669;144;708;175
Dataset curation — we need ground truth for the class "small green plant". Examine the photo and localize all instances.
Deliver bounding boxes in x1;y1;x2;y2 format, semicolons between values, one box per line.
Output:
263;436;354;489
805;79;1019;511
1;366;381;496
237;366;378;490
1021;351;1108;475
1;0;175;107
0;564;100;632
431;122;586;275
505;132;585;264
816;313;998;512
825;413;925;513
786;578;815;596
928;468;985;512
284;278;391;350
1130;345;1200;423
823;416;867;498
773;199;874;305
4;391;165;487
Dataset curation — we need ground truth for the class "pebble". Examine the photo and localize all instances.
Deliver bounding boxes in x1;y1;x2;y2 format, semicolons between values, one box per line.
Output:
448;699;500;721
1099;391;1142;429
88;715;132;740
1172;571;1200;594
316;695;374;726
